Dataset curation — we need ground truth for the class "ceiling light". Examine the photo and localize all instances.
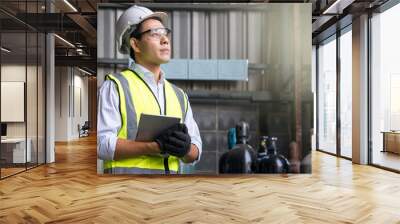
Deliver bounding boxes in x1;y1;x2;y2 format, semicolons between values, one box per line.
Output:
54;34;75;48
78;67;92;76
63;0;78;12
323;0;342;14
322;0;354;15
1;47;11;53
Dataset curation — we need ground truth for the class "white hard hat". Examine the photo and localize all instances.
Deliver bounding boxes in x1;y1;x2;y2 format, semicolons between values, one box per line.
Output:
116;5;168;54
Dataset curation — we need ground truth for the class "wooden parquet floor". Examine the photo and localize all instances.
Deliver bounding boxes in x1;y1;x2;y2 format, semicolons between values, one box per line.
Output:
1;135;400;223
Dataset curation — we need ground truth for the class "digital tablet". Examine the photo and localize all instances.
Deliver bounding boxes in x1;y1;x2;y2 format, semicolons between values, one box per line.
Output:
135;114;181;142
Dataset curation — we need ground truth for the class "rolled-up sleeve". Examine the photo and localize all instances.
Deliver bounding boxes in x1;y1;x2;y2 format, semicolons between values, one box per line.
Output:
97;80;121;161
183;96;202;165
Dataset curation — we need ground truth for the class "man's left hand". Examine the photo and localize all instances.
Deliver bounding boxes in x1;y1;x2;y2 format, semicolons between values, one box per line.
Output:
163;124;191;158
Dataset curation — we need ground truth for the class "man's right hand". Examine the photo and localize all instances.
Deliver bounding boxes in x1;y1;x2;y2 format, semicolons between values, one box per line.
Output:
155;123;191;158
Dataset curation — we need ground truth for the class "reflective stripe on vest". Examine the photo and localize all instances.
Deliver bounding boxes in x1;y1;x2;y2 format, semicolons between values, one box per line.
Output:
104;167;178;174
104;69;188;174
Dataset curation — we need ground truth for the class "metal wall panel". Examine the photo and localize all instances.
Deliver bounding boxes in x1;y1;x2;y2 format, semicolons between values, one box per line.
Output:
209;12;228;59
218;59;248;80
247;12;264;64
191;11;209;59
97;9;105;59
161;59;248;80
188;59;218;80
161;59;188;80
115;9;128;60
172;11;192;58
97;6;267;63
228;11;246;59
97;9;115;59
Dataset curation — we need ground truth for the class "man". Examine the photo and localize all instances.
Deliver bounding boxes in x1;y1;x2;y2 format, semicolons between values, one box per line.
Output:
97;5;202;174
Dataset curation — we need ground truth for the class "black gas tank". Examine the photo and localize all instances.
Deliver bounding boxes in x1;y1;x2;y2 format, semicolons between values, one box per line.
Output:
257;136;290;174
219;121;257;174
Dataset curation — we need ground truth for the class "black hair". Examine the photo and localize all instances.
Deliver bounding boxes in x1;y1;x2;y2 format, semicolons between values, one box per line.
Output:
129;17;163;62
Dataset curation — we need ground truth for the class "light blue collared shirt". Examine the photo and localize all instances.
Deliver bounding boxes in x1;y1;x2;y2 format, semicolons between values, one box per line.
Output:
97;59;202;165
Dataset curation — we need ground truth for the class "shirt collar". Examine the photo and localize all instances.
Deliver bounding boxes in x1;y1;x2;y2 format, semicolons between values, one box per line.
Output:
128;58;165;85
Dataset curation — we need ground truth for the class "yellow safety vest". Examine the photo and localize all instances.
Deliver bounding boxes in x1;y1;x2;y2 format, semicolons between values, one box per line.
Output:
103;69;188;174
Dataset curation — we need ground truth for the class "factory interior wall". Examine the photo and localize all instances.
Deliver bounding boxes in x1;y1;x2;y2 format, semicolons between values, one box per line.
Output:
97;3;312;174
176;4;312;173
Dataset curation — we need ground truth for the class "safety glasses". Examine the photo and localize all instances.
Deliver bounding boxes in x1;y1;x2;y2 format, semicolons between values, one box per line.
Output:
132;27;171;40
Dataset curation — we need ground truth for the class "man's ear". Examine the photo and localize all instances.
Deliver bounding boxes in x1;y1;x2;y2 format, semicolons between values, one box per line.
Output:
130;38;141;54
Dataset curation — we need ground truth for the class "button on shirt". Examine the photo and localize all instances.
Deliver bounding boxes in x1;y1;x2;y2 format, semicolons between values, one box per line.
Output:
97;61;202;165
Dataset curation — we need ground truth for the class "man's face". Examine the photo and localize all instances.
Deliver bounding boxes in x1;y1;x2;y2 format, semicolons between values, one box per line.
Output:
132;18;171;65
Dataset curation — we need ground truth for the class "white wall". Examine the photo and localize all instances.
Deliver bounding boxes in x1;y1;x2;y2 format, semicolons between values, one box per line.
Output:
1;63;46;164
1;65;40;138
54;66;89;141
72;71;89;138
55;66;68;141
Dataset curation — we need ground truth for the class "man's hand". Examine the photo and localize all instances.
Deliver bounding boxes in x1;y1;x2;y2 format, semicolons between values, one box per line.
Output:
155;123;191;158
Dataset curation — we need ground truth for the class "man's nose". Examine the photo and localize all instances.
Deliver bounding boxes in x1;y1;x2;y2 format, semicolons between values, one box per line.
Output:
160;35;169;45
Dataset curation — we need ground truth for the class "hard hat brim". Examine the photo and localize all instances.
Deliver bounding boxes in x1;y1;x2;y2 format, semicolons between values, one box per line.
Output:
138;11;168;26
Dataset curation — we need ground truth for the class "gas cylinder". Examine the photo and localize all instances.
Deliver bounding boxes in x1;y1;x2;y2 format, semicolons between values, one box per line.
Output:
219;122;257;174
257;136;290;173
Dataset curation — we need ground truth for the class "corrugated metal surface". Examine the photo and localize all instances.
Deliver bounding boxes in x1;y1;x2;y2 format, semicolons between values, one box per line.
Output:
172;11;192;58
97;9;115;59
96;2;312;102
115;9;128;60
97;6;268;62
